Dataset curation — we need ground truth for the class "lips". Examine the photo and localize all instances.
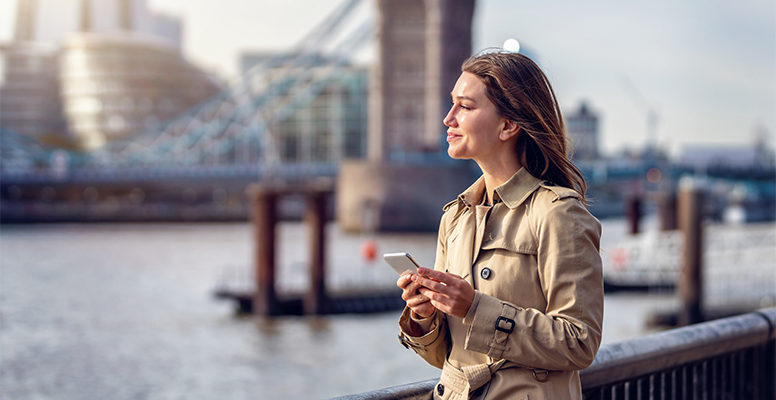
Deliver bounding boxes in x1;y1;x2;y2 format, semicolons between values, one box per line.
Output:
447;131;461;142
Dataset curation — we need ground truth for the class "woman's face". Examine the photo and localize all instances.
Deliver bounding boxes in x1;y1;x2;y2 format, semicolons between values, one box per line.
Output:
443;72;511;162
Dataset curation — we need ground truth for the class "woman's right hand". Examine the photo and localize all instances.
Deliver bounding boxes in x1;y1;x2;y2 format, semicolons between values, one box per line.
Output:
397;273;437;319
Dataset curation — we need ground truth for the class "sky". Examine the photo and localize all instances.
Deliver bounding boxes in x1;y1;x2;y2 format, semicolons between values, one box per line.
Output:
0;0;774;157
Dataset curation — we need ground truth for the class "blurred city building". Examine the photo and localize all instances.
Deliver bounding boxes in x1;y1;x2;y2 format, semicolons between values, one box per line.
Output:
60;33;220;148
0;0;374;223
0;0;218;149
1;0;773;227
0;41;68;144
566;101;600;161
13;0;181;48
679;128;775;169
241;52;369;163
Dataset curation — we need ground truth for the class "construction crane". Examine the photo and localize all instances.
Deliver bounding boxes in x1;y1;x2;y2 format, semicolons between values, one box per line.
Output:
621;75;660;153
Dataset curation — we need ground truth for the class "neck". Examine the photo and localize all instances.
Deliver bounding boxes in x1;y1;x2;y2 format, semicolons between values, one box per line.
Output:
477;157;522;205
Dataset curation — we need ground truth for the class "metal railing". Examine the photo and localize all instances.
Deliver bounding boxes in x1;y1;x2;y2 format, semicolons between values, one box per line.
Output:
330;307;776;400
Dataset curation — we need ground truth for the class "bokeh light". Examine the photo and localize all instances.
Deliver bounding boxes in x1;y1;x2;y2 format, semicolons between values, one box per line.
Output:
503;38;520;53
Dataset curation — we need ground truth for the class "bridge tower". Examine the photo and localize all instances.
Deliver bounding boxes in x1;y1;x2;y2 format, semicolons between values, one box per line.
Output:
338;0;476;232
368;0;475;160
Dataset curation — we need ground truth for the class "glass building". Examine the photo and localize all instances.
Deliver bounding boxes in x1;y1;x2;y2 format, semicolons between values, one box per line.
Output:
0;42;68;144
59;32;221;149
242;52;369;164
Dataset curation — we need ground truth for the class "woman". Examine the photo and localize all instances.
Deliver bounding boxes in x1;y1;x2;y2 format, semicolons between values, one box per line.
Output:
396;51;604;400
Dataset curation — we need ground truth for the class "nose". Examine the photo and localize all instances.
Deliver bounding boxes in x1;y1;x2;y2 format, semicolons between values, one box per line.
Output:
443;105;457;128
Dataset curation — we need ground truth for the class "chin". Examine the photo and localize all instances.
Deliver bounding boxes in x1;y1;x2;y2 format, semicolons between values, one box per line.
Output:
447;149;468;160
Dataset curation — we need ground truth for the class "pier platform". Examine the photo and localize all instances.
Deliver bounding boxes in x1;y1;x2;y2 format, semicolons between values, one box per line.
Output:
214;288;405;315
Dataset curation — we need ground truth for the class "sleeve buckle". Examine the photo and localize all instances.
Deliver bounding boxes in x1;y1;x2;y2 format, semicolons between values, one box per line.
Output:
495;316;515;333
398;334;409;349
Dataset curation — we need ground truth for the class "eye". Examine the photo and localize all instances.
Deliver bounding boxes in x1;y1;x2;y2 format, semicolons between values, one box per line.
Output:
450;100;471;110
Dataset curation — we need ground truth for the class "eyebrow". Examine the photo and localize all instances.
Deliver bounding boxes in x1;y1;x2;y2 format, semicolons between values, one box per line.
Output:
451;94;477;102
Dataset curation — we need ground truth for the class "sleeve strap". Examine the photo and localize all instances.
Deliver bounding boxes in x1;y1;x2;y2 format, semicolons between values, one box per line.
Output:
486;302;518;359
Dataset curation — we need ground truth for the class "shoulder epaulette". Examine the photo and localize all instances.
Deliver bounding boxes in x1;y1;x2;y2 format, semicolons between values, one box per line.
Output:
539;181;581;202
442;198;459;212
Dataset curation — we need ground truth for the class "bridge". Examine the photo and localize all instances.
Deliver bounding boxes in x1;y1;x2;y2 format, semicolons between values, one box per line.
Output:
1;0;371;185
1;0;773;225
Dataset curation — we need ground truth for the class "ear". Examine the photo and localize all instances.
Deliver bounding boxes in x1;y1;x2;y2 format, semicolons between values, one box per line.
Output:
498;119;520;142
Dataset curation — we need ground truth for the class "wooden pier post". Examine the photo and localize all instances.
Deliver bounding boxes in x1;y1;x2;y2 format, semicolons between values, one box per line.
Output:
252;188;279;316
304;191;328;315
659;191;677;231
677;180;704;326
626;195;642;235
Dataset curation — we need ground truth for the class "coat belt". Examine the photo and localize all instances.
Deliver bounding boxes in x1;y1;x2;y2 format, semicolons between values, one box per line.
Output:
439;359;506;399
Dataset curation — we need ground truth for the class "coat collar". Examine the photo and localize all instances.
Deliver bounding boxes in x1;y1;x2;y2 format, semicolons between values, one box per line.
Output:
495;167;544;209
456;167;543;210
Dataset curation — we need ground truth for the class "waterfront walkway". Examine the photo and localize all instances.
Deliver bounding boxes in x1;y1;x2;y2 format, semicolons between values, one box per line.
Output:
333;307;776;400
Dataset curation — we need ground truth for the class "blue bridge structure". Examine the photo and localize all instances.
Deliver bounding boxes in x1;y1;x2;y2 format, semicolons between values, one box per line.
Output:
1;0;370;186
1;0;774;224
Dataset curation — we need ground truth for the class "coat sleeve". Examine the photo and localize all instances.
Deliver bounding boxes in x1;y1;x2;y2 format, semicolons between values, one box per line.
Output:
461;196;604;371
397;207;456;369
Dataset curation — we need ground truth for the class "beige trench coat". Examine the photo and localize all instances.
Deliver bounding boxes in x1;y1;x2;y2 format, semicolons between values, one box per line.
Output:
398;168;604;400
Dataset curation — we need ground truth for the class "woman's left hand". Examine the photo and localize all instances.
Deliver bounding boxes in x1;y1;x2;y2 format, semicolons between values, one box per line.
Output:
411;267;475;319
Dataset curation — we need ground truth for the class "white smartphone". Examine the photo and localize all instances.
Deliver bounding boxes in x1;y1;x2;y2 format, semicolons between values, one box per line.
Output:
383;252;422;275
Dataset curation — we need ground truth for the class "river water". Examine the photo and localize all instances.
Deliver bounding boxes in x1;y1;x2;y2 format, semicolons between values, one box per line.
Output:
0;221;679;400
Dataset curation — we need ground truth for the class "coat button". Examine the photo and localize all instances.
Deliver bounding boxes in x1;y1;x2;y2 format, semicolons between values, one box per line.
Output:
480;267;492;280
437;383;445;396
473;386;484;397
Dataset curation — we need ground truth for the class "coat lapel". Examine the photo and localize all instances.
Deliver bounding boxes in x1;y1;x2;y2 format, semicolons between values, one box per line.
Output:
457;210;477;285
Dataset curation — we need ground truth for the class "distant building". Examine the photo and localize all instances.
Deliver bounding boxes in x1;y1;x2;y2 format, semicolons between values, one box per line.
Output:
0;42;68;142
1;0;213;148
240;52;369;163
680;143;774;168
566;101;600;161
59;33;221;148
14;0;182;49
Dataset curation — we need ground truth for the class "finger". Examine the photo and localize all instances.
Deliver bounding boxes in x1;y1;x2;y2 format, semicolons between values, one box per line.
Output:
418;285;472;318
396;274;412;289
411;301;436;318
397;273;422;290
417;287;443;302
403;290;426;303
412;274;451;294
428;298;453;316
402;281;428;302
404;279;424;294
417;267;458;285
405;292;431;308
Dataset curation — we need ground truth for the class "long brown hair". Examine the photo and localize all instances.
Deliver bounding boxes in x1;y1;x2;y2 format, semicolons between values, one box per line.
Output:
462;51;588;202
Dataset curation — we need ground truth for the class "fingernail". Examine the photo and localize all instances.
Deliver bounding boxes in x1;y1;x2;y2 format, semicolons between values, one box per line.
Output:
411;275;418;282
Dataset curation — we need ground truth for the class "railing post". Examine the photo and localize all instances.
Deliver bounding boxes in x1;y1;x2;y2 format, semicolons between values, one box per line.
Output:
677;178;704;326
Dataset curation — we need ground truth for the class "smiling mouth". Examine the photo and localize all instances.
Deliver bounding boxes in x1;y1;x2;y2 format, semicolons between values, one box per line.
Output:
447;131;461;141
